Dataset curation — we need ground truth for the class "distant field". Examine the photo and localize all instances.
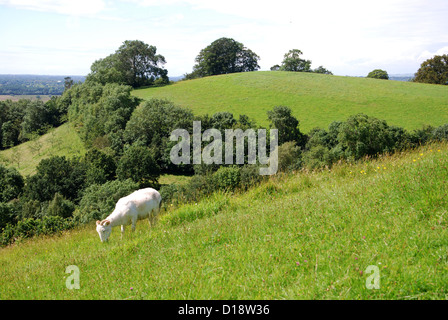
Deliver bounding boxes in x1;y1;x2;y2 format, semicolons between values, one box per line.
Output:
0;95;54;102
0;123;86;177
133;71;448;132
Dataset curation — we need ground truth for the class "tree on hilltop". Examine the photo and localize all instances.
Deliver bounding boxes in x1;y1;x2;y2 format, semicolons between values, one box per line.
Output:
414;54;448;85
86;40;168;88
367;69;389;80
186;37;260;79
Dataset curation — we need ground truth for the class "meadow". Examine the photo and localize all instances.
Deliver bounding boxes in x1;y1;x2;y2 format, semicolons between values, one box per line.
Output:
133;71;448;132
0;123;86;177
1;142;447;299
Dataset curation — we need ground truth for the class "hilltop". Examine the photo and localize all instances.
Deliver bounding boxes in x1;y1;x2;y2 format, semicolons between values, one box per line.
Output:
133;71;448;132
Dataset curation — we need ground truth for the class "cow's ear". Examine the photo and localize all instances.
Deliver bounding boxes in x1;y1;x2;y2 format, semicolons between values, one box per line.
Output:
96;220;101;225
104;220;111;226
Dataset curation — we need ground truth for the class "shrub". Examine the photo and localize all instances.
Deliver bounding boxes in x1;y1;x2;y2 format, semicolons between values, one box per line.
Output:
277;141;302;172
303;145;335;170
337;114;398;160
46;193;75;219
432;124;448;142
239;165;263;190
116;144;161;188
73;179;138;224
212;166;241;191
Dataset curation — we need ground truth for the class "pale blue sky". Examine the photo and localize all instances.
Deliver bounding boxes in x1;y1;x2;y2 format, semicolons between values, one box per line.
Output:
1;0;447;77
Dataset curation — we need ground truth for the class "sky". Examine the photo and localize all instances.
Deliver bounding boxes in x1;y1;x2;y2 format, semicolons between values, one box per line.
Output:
0;0;447;77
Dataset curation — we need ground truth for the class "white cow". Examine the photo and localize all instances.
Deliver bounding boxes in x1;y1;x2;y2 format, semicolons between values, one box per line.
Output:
96;188;162;242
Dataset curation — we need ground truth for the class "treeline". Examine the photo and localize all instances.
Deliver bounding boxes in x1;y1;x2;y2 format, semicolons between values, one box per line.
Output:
0;75;85;96
1;76;448;246
0;98;68;149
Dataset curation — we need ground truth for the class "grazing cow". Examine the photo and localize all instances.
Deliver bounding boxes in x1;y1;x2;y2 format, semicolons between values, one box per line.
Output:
96;188;162;242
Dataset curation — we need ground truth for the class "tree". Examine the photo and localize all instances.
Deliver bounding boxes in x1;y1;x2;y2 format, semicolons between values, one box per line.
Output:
267;106;306;147
117;144;161;188
86;40;168;88
414;54;448;85
367;69;389;80
280;49;312;72
187;37;260;78
0;165;24;202
313;66;333;75
64;77;74;91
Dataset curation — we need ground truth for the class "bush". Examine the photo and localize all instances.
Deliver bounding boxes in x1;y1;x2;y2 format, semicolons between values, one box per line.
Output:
303;145;335;170
46;193;75;219
239;165;263;190
73;179;138;224
432;124;448;142
0;216;73;247
212;166;241;191
277;141;302;172
337;114;399;160
116;144;161;188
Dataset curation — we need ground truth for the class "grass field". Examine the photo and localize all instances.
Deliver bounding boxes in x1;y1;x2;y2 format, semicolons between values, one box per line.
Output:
1;142;447;299
0;123;86;177
133;71;448;132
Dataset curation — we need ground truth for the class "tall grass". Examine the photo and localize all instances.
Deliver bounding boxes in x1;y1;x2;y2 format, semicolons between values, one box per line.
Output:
1;143;447;299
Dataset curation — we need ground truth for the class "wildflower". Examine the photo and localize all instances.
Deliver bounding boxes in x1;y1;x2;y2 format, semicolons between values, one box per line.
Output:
420;153;423;156
438;149;441;152
355;257;358;260
296;262;300;266
130;287;133;290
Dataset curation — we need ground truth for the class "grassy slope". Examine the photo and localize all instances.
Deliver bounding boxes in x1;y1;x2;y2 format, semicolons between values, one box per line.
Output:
133;71;448;132
1;142;447;299
0;123;86;177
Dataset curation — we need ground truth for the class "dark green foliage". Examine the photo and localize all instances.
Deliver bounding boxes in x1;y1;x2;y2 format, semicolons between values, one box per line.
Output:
187;37;260;79
337;114;399;159
0;165;24;202
432;124;448;141
46;193;75;219
116;144;161;188
367;69;389;80
277;141;302;172
267;106;306;147
124;98;194;172
73;179;139;224
0;202;16;231
414;54;448;85
84;148;117;185
67;82;140;148
24;156;87;203
212;166;241;191
0;216;73;247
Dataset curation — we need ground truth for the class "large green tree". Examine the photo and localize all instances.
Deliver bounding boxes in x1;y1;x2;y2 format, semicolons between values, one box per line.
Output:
87;40;168;88
414;54;448;85
186;37;260;79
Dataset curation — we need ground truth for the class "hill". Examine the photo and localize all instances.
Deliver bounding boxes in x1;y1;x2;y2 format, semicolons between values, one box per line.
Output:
0;123;86;177
132;71;448;132
1;142;447;299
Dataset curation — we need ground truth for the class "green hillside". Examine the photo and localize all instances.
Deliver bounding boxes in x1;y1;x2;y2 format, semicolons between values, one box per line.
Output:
133;71;448;132
0;123;86;177
1;142;447;299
